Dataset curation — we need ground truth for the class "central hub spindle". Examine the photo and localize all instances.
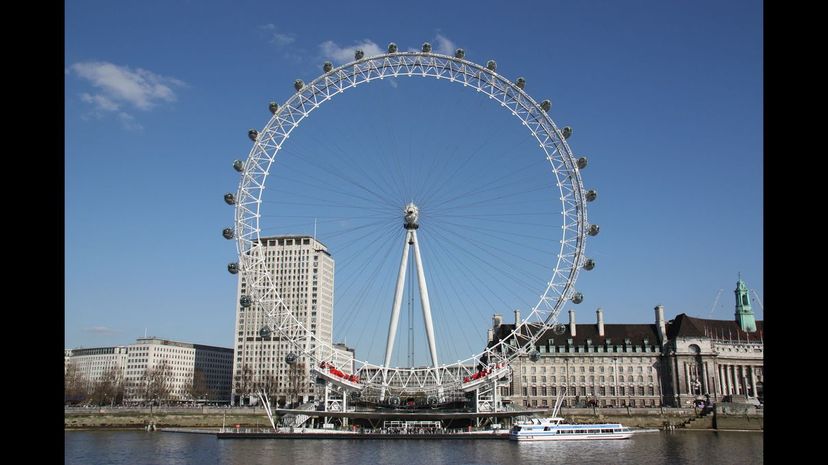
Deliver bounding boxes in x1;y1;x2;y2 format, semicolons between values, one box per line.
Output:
404;202;419;230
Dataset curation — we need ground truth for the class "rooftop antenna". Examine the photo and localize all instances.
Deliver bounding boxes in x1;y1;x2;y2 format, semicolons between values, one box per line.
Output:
144;327;147;338
313;218;317;241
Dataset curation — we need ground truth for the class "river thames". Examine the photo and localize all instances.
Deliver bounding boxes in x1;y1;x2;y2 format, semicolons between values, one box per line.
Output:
65;430;762;464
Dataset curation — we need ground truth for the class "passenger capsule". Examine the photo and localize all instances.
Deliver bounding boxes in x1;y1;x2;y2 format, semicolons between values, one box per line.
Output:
323;61;333;73
577;157;588;169
222;228;234;240
583;258;596;271
285;352;298;364
585;190;598;202
387;42;397;53
540;100;551;112
422;42;432;53
355;49;364;60
561;126;572;139
233;160;244;172
227;262;239;274
224;193;235;205
515;77;526;89
427;396;438;405
294;79;304;91
572;292;584;304
455;48;465;59
588;224;600;236
486;60;497;71
239;295;252;307
552;323;566;335
269;101;279;114
259;325;272;338
248;129;258;141
529;350;541;362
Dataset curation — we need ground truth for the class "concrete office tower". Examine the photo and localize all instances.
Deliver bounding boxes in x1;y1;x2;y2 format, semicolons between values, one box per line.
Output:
231;235;335;406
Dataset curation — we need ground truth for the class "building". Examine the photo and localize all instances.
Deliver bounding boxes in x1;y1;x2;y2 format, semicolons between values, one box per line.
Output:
64;346;129;397
491;277;763;408
332;343;356;373
231;235;337;406
123;337;234;403
66;337;233;404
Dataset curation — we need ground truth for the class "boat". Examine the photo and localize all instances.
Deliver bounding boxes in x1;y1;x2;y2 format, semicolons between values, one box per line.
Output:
509;417;632;441
509;388;632;441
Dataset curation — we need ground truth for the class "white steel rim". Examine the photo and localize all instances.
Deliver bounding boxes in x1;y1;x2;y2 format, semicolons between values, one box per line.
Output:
233;51;590;396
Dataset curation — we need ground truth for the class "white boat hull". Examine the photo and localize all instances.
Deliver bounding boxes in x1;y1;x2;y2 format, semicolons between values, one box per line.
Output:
510;432;632;441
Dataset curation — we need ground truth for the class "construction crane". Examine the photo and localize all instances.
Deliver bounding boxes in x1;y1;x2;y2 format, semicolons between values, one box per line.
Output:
709;289;724;316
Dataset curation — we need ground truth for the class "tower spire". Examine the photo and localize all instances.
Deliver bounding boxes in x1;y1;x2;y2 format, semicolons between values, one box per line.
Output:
734;274;757;333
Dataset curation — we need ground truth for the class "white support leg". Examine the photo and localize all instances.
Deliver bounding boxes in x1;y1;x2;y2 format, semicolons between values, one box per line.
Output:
411;230;439;370
382;230;412;400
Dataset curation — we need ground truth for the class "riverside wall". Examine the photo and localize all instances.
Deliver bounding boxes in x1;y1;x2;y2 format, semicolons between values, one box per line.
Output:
64;406;763;430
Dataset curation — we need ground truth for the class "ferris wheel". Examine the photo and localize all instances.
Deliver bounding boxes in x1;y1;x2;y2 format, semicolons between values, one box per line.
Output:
223;42;599;403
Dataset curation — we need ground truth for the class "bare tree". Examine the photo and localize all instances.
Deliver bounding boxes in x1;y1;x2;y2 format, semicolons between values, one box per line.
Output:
260;373;280;404
235;364;253;405
64;361;88;405
90;365;124;406
188;368;209;401
142;360;172;405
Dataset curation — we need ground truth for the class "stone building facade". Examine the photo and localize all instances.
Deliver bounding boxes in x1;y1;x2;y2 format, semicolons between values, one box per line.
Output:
491;278;763;408
65;337;233;403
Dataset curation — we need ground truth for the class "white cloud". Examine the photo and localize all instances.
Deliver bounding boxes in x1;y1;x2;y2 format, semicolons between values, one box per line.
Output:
319;39;383;64
70;61;185;111
259;24;295;47
80;93;119;112
117;112;143;131
83;326;121;336
434;33;456;55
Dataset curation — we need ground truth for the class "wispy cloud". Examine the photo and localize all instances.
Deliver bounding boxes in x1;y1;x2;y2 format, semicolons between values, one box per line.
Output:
319;39;383;64
69;61;185;130
433;34;457;55
83;326;121;336
259;24;296;47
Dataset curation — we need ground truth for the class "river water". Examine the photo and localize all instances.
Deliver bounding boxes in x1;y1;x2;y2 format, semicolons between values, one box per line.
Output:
65;430;762;465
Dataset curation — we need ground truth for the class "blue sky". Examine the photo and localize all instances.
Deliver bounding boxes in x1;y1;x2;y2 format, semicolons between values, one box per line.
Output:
65;0;763;365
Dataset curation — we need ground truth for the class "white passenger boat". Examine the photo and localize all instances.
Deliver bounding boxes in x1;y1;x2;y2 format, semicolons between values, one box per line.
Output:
509;416;633;441
509;387;632;441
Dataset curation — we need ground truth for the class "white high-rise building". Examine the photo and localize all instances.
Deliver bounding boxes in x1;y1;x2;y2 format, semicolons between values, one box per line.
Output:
65;346;129;385
65;338;233;404
231;235;336;406
123;337;233;403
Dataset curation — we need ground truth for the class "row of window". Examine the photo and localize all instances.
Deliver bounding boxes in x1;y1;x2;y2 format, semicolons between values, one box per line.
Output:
521;386;657;397
522;375;655;383
522;365;653;374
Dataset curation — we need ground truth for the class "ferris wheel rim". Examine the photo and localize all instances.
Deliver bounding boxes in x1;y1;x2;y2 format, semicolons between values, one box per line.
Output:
232;49;591;395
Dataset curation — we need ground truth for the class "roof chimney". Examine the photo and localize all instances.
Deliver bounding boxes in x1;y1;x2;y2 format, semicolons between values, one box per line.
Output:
655;304;667;344
568;309;576;337
487;328;494;343
514;309;521;326
493;314;503;329
596;308;605;337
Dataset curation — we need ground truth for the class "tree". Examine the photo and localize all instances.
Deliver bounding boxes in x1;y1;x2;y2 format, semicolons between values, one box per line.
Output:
90;365;124;406
141;360;172;404
188;368;209;401
64;361;89;405
260;374;280;404
235;364;254;405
